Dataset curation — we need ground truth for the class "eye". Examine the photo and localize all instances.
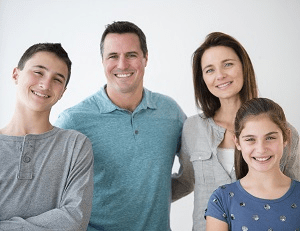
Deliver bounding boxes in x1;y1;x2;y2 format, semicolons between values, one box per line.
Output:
245;138;255;142
266;136;276;141
205;68;214;74
108;55;118;59
224;62;233;67
54;78;63;83
127;53;137;58
34;71;43;76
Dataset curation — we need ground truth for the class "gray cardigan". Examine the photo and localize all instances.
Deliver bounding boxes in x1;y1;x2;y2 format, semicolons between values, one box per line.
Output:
172;113;300;231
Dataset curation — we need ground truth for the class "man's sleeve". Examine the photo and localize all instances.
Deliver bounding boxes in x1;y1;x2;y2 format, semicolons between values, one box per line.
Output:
0;137;94;231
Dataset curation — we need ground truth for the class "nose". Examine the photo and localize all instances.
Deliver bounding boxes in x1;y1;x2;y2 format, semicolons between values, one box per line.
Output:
39;77;51;90
256;140;267;154
117;56;129;70
215;68;226;80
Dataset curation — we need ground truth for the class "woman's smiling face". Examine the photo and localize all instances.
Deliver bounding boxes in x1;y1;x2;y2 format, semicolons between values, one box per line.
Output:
201;45;244;102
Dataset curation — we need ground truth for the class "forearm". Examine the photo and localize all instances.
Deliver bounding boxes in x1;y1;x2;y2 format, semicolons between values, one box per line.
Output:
172;149;195;202
0;208;86;231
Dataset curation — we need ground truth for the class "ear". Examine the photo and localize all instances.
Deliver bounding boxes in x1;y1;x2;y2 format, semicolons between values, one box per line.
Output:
283;128;291;148
144;52;148;67
12;67;20;84
283;140;288;148
234;136;242;151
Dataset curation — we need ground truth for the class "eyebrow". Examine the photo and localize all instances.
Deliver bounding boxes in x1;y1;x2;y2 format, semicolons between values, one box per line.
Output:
34;65;66;80
106;51;139;57
241;131;279;138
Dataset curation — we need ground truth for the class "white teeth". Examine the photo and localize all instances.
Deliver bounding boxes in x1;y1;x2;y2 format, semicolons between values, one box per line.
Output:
254;157;270;162
32;91;49;98
115;73;132;78
217;82;231;88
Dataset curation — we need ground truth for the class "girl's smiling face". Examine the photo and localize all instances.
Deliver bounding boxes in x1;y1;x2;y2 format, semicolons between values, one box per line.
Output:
235;114;287;174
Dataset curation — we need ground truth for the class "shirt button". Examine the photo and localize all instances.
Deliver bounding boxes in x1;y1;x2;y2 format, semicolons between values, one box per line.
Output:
23;156;31;163
135;130;139;134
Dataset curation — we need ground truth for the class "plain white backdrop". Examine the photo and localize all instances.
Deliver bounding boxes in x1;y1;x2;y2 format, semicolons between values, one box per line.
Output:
1;1;300;230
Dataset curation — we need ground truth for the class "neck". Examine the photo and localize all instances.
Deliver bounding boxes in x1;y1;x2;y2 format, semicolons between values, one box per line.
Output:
240;168;291;199
214;97;242;131
105;86;143;112
0;107;53;136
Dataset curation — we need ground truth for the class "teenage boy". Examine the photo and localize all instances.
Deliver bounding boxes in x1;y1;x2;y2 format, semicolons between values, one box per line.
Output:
0;43;94;230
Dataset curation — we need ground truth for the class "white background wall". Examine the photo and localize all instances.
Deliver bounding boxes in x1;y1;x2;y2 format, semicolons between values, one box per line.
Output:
1;0;300;230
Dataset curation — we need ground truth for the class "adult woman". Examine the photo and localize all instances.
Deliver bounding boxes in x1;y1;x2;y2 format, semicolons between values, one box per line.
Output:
172;32;299;230
205;98;300;230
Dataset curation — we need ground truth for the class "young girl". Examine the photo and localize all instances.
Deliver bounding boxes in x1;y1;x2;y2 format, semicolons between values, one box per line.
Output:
205;98;300;230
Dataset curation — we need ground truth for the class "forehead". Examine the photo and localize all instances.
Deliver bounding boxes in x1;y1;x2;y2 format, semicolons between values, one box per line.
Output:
241;115;281;134
103;33;142;54
201;46;239;65
25;51;68;74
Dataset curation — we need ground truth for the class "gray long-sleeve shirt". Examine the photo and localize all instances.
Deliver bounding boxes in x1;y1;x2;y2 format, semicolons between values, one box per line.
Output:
172;113;300;231
0;127;94;231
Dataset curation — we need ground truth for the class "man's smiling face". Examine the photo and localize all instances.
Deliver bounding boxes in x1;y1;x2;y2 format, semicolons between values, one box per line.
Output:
102;33;148;97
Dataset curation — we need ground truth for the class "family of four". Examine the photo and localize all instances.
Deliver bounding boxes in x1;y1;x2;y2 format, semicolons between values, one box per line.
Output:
0;21;299;230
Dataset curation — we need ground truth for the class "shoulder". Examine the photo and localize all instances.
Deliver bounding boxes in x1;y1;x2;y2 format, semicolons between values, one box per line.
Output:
62;91;101;115
53;127;92;144
53;127;93;160
55;92;101;129
214;182;238;196
146;89;186;120
184;113;206;126
149;91;182;109
183;113;211;134
293;180;300;188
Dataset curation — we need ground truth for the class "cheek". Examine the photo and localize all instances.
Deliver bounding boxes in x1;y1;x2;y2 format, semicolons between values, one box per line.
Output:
239;144;253;156
203;76;213;87
103;62;114;74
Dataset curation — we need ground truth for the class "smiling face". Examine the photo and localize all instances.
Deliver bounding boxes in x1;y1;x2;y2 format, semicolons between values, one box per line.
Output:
13;51;68;113
102;33;148;98
235;114;286;174
201;46;244;102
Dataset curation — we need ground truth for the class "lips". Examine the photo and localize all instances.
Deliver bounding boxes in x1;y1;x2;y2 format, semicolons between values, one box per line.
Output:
114;73;133;78
31;90;50;98
253;156;272;162
216;81;233;89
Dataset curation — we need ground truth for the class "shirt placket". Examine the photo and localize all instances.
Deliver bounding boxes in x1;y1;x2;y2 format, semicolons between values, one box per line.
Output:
18;136;35;180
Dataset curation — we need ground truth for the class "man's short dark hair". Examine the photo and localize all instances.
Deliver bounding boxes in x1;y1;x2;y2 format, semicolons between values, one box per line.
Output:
18;43;72;87
100;21;148;58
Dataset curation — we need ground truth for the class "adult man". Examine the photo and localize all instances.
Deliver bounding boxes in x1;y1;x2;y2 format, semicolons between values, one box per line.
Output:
0;43;94;230
55;21;186;230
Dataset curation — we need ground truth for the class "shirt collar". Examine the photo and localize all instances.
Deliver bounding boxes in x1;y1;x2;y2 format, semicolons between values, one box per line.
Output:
97;85;157;114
